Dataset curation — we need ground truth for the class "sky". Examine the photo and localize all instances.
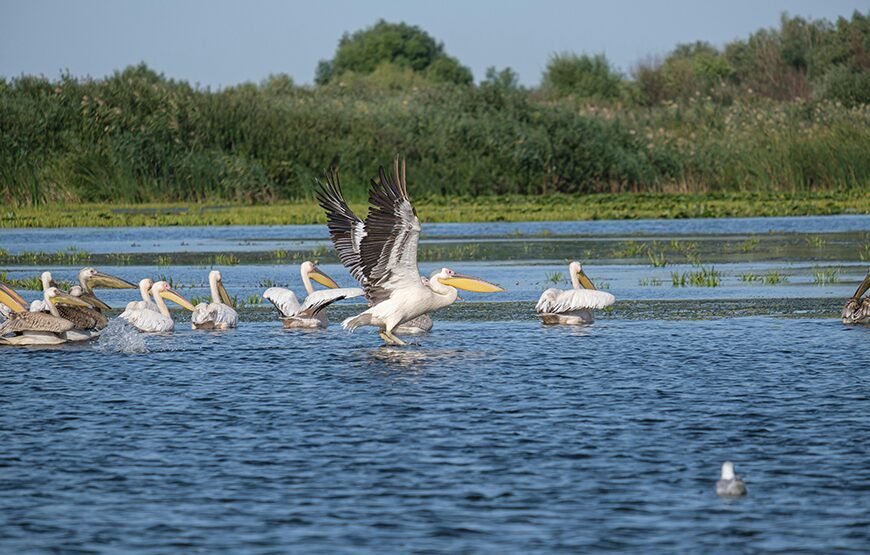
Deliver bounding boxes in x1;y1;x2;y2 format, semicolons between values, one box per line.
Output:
1;0;866;87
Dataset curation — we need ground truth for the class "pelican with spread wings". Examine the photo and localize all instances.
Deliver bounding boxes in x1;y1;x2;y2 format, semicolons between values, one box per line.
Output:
536;261;616;325
842;268;870;325
262;261;364;328
315;166;433;335
338;157;504;346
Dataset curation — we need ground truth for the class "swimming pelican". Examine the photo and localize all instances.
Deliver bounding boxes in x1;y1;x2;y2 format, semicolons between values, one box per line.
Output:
315;165;434;336
123;278;158;313
263;261;364;328
192;270;239;329
0;284;94;346
536;262;616;325
29;271;59;312
339;157;504;345
842;269;870;325
716;461;747;497
119;281;195;332
57;285;108;340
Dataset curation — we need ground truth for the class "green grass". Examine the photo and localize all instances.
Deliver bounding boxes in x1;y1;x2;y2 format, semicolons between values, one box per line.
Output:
0;272;74;291
812;267;840;286
3;190;869;228
672;266;722;287
740;271;787;285
545;271;564;285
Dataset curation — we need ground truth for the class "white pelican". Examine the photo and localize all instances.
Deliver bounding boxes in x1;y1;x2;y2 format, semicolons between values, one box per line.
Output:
120;281;195;332
842;269;870;325
339;158;504;346
0;283;94;346
315;165;434;336
123;278;158;313
716;461;747;497
536;261;615;325
192;270;239;330
263;261;364;328
29;268;134;312
29;271;58;312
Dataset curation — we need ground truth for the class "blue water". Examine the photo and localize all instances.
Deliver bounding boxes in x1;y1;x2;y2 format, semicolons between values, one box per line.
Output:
1;319;868;553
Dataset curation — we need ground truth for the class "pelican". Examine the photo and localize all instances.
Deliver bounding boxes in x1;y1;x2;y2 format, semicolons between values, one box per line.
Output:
536;262;616;325
716;461;747;497
0;283;94;346
842;269;870;325
56;284;108;340
29;271;57;312
120;281;195;332
263;261;364;328
123;278;158;313
191;270;239;329
338;157;504;346
315;165;434;336
75;267;136;310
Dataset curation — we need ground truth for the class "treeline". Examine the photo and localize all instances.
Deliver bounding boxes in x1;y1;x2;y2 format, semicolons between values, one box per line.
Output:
1;13;868;206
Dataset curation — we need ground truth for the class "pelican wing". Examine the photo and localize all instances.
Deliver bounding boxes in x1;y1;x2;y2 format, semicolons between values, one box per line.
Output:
263;287;302;318
119;307;174;332
192;302;239;327
536;288;616;314
57;305;109;330
315;167;368;286
0;311;74;334
359;158;422;304
299;287;364;316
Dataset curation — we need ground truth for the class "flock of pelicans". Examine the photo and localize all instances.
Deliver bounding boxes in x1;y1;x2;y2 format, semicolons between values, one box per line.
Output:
1;158;869;347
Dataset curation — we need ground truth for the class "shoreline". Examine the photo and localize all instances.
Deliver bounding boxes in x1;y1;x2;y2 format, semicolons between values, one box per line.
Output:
2;191;869;229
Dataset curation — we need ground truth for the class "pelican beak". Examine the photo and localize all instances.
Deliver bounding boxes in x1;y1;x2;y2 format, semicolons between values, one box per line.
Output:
439;274;505;293
53;291;93;307
80;292;111;311
217;280;234;307
854;272;870;300
0;283;28;313
310;267;340;289
160;287;195;311
89;271;136;289
577;269;596;290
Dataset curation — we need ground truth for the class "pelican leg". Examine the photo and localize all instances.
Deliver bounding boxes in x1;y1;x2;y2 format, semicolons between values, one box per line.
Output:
379;331;407;346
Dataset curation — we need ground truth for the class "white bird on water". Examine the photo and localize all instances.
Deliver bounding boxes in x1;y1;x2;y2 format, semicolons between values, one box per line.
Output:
120;281;195;332
263;261;364;329
191;270;239;330
338;157;505;346
716;461;747;497
315;166;434;336
536;261;616;325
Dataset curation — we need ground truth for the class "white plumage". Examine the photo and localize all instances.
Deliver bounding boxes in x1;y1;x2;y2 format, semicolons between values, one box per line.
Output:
536;261;616;325
263;284;364;329
120;281;194;333
191;271;239;330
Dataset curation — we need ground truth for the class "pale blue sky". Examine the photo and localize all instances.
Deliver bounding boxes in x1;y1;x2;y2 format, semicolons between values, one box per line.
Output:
1;0;866;87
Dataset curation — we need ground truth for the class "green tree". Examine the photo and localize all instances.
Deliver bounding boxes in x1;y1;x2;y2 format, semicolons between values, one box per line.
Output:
315;19;472;85
541;53;622;100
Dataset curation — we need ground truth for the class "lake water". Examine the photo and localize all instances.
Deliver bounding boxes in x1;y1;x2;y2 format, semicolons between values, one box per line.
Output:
1;216;869;553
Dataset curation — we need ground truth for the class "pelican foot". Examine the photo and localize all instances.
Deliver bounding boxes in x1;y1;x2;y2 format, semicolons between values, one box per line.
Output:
379;331;407;346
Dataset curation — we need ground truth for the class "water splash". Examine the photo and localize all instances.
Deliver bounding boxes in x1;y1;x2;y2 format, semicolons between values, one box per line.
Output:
94;318;148;354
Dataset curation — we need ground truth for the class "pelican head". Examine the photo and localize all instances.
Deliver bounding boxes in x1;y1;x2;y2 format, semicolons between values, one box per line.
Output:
209;270;234;306
569;261;596;290
46;287;91;307
79;267;136;290
151;281;195;311
720;461;735;480
434;268;504;293
302;261;340;289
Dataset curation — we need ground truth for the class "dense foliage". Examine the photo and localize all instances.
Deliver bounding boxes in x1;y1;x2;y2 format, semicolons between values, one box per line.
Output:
0;12;867;207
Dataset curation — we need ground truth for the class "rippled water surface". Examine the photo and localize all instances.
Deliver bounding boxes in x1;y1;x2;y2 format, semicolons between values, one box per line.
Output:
2;216;869;553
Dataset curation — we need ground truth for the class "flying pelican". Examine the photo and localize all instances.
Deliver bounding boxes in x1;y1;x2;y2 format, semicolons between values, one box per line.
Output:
339;157;504;345
536;262;616;325
0;283;94;346
263;261;364;328
716;461;747;497
192;270;239;329
842;269;870;325
120;281;195;332
315;165;434;336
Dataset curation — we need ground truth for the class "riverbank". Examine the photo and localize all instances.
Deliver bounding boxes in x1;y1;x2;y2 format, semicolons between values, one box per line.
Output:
3;191;869;228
